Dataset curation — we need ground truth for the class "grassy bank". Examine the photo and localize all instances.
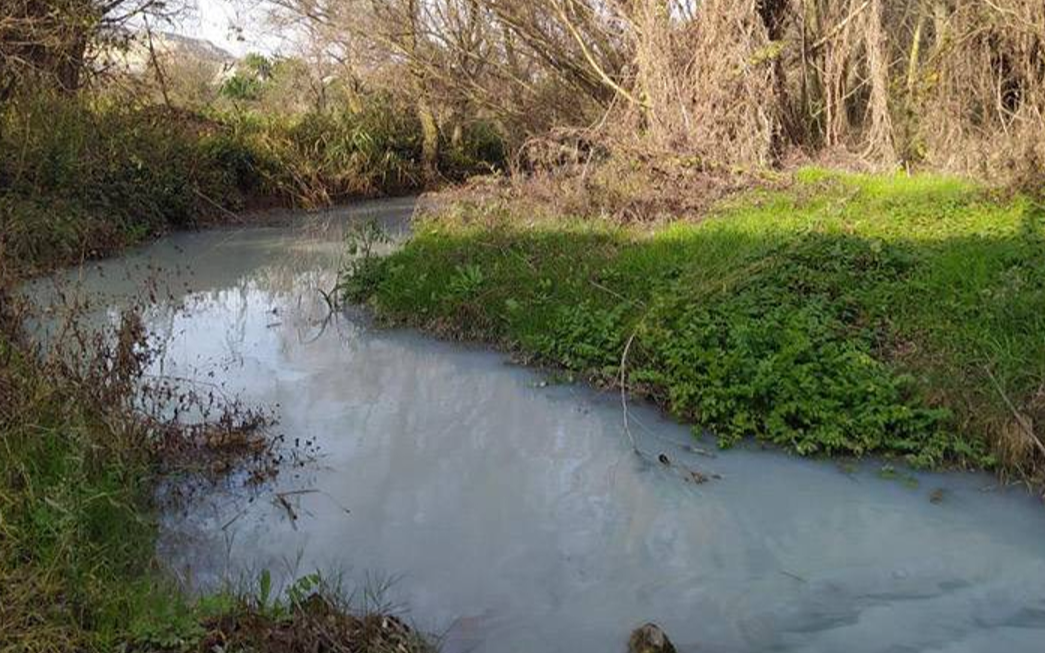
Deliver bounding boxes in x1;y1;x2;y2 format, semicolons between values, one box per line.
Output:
0;92;460;649
0;282;192;650
1;306;153;650
0;94;503;276
0;267;435;652
350;170;1045;483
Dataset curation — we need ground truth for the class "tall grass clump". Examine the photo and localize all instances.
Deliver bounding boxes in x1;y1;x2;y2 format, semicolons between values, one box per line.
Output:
212;94;505;208
0;263;282;650
220;101;424;207
0;92;506;274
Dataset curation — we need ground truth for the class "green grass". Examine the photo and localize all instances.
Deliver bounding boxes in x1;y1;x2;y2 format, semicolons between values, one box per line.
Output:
353;169;1045;477
0;293;430;652
0;328;158;651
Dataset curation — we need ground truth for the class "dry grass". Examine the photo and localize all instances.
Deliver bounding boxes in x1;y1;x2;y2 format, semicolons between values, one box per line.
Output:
617;0;778;169
920;0;1045;183
510;0;1045;187
191;595;433;653
0;269;280;651
450;152;772;229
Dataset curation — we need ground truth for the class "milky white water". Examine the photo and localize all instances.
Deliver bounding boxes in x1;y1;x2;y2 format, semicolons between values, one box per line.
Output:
37;199;1045;652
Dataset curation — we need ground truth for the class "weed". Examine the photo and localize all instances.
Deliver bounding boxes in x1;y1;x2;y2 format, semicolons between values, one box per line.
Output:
337;218;392;303
448;263;485;300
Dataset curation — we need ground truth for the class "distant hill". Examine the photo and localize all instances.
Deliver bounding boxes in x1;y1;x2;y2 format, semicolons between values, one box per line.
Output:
98;30;236;77
152;32;236;66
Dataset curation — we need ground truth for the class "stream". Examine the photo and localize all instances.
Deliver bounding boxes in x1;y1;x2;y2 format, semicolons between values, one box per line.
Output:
34;199;1045;652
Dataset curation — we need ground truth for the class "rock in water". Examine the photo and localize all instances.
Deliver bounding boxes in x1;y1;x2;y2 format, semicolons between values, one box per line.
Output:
628;623;677;653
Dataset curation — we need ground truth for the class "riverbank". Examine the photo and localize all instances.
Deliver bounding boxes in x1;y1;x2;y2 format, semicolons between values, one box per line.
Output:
0;95;498;277
0;243;440;652
0;89;484;649
0;197;428;651
351;169;1045;486
23;207;1045;653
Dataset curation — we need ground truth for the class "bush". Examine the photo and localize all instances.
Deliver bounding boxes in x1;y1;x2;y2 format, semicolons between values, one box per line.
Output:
0;95;247;271
1;92;505;273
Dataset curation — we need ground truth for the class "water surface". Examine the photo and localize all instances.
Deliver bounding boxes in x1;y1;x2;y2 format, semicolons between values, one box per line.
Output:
42;199;1045;653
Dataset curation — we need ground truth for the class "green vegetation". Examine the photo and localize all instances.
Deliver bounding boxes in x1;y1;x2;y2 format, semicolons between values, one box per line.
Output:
0;92;503;275
351;170;1045;479
4;0;1045;645
1;340;153;649
0;277;431;651
0;35;500;652
0;286;178;650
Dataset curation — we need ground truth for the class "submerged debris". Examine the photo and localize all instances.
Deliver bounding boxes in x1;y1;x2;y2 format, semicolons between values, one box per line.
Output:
653;450;718;485
628;623;677;653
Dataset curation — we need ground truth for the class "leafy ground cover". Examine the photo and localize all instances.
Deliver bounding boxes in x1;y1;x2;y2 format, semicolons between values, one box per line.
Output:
351;169;1045;482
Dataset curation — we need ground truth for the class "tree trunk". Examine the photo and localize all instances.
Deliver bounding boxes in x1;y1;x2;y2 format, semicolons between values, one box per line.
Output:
55;34;87;92
402;0;440;184
863;0;896;163
757;0;797;155
417;92;440;184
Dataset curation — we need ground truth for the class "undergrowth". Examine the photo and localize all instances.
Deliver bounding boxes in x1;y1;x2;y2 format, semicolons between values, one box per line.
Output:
0;94;504;275
0;266;438;652
0;268;279;650
0;88;469;650
353;169;1045;483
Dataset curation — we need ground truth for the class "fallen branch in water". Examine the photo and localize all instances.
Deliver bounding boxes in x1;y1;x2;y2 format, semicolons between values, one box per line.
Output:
620;332;639;455
619;331;719;484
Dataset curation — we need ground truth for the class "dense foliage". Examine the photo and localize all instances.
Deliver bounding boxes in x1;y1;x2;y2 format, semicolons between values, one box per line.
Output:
268;0;1045;189
0;93;503;274
3;0;1044;648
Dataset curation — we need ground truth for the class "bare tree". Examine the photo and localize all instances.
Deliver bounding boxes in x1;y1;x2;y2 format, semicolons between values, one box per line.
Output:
0;0;180;101
267;0;1045;178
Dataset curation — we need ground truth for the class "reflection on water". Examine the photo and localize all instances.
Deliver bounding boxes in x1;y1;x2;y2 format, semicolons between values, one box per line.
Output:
38;198;1045;653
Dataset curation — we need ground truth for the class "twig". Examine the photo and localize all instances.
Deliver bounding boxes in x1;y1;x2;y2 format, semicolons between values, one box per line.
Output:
590;279;646;308
274;493;299;524
620;332;639;454
809;0;872;54
221;507;249;531
620;327;719;483
780;569;807;583
985;364;1045;458
317;285;338;312
277;489;319;498
553;0;650;111
626;411;717;458
193;188;240;220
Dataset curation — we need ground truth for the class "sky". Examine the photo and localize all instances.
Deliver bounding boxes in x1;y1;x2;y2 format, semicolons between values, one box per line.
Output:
178;0;287;57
